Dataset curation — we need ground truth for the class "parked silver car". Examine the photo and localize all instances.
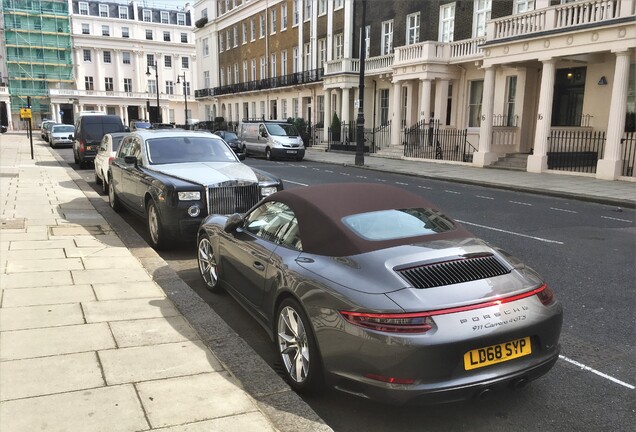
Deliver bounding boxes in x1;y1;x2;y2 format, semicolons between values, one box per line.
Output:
48;124;75;148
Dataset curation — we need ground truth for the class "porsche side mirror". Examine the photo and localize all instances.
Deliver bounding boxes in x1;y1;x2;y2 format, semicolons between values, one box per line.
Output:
224;213;243;233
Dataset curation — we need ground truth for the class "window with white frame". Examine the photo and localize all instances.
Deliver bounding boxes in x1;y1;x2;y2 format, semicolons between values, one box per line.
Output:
402;86;408;126
251;18;255;41
406;12;420;45
203;37;209;56
293;46;299;73
293;0;299;25
381;20;393;55
318;38;326;69
161;11;169;24
227;66;232;84
334;0;344;9
143;9;152;22
85;76;94;90
260;56;267;79
79;2;88;15
205;105;211;121
177;13;186;25
102;25;110;36
260;101;266;118
380;88;389;125
148;79;156;95
122;27;129;38
163;31;171;42
124;78;132;92
334;34;343;60
234;63;239;84
271;53;277;78
226;30;230;48
219;33;224;52
293;98;299;118
271;9;277;33
304;43;311;69
103;51;111;63
168;109;175;123
82;23;90;34
181;33;188;43
83;49;91;62
99;4;108;17
260;14;265;38
233;26;238;47
364;25;370;58
165;56;172;68
439;3;455;42
147;54;155;66
281;3;288;29
319;0;327;15
468;80;484;127
122;52;131;64
204;70;210;88
119;6;128;19
242;22;247;43
105;77;113;91
146;29;153;40
282;99;287;119
473;0;491;37
249;101;254;117
281;50;287;75
251;59;256;80
505;76;517;127
304;0;311;21
243;61;248;81
514;0;535;13
220;69;225;86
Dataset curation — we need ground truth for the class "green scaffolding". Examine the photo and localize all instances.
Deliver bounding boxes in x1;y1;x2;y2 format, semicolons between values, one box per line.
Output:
3;0;74;117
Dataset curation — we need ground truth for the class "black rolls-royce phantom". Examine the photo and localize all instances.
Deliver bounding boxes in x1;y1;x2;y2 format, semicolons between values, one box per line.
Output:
108;129;283;249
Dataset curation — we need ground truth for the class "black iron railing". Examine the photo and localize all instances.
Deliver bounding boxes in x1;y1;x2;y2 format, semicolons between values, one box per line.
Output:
195;68;324;98
621;132;636;177
403;119;472;162
547;130;605;173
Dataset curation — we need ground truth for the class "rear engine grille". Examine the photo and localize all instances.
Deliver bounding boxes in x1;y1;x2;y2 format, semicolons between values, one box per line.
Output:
208;184;260;215
396;254;511;289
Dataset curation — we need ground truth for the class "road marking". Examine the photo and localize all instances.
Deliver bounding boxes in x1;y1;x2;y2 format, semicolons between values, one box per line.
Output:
324;170;334;173
601;216;632;223
559;355;635;390
550;207;578;214
445;190;461;194
283;179;309;186
510;200;533;206
395;182;409;186
476;195;494;200
377;179;387;182
457;220;564;244
356;175;367;179
418;185;433;190
340;172;350;176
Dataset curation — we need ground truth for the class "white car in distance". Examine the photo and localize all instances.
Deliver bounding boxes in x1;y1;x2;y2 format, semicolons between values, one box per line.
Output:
94;132;128;194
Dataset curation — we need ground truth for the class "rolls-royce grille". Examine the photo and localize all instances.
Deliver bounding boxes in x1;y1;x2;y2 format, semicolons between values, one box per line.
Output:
208;184;260;215
396;254;511;289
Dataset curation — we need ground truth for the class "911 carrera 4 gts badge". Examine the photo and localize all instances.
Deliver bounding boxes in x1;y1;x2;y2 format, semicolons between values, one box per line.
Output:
459;305;529;330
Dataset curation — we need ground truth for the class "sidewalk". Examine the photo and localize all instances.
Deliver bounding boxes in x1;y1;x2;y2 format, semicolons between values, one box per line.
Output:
0;132;333;432
303;148;636;208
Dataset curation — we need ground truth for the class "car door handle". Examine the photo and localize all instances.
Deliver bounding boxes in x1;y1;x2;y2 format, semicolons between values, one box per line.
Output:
253;262;265;271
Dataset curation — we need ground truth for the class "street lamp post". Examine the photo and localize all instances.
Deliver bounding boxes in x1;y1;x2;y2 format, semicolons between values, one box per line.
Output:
145;61;161;123
355;0;367;166
176;73;188;128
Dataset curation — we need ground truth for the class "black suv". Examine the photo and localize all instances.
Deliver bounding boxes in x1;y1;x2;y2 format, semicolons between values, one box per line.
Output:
73;114;126;168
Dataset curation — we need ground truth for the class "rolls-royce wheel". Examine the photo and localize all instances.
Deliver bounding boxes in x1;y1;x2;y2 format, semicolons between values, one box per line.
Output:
146;200;166;250
108;178;121;212
276;298;323;392
197;234;222;292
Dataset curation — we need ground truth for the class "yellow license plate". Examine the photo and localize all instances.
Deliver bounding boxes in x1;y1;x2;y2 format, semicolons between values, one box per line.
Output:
464;337;531;370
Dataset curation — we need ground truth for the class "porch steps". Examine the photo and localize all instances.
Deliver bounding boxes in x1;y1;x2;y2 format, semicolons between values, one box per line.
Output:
372;146;405;159
308;143;328;152
488;153;530;171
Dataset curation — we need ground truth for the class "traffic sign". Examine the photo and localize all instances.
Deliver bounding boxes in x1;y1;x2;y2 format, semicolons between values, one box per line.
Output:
20;108;32;119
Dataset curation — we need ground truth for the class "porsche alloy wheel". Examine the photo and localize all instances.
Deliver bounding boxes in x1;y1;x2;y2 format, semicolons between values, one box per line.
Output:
276;299;321;392
197;235;221;291
146;201;165;250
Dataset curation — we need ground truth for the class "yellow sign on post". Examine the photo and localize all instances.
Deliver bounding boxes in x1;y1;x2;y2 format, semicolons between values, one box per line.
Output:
20;108;32;119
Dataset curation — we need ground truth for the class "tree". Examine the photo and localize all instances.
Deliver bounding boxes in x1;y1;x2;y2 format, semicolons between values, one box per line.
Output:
330;112;341;142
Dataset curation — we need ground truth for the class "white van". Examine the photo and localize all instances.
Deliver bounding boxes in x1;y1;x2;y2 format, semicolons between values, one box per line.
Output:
239;121;305;161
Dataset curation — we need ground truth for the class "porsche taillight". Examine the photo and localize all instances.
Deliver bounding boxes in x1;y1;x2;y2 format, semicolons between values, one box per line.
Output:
339;311;434;334
536;284;555;305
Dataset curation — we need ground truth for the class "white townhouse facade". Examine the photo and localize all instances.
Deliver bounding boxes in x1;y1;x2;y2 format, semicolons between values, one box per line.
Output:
193;0;635;181
48;0;199;126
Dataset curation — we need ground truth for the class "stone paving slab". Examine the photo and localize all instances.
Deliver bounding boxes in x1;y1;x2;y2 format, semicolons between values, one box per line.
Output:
0;351;104;401
82;298;179;323
0;322;115;361
1;284;96;307
73;235;126;248
0;303;84;331
0;270;73;289
155;412;277;432
109;316;199;348
72;267;150;285
0;231;50;242
5;257;84;273
0;384;148;432
136;372;257;429
8;239;77;250
1;248;65;261
92;281;166;301
50;225;110;236
82;256;146;270
64;246;132;258
100;340;222;385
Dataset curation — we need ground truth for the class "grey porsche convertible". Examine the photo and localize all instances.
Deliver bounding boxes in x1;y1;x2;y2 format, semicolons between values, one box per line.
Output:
196;183;563;404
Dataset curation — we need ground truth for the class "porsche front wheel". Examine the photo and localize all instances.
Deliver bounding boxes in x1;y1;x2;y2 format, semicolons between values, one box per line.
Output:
197;234;221;292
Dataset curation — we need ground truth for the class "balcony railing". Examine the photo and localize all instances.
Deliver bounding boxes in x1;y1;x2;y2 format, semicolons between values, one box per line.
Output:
325;54;394;76
195;68;323;98
489;0;631;41
393;38;486;67
49;89;158;99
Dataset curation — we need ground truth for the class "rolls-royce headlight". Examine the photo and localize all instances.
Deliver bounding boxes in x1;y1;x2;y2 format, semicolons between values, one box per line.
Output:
260;186;278;197
178;191;201;201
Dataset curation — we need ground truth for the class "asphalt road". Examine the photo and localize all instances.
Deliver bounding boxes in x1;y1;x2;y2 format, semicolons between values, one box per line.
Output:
57;146;635;432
